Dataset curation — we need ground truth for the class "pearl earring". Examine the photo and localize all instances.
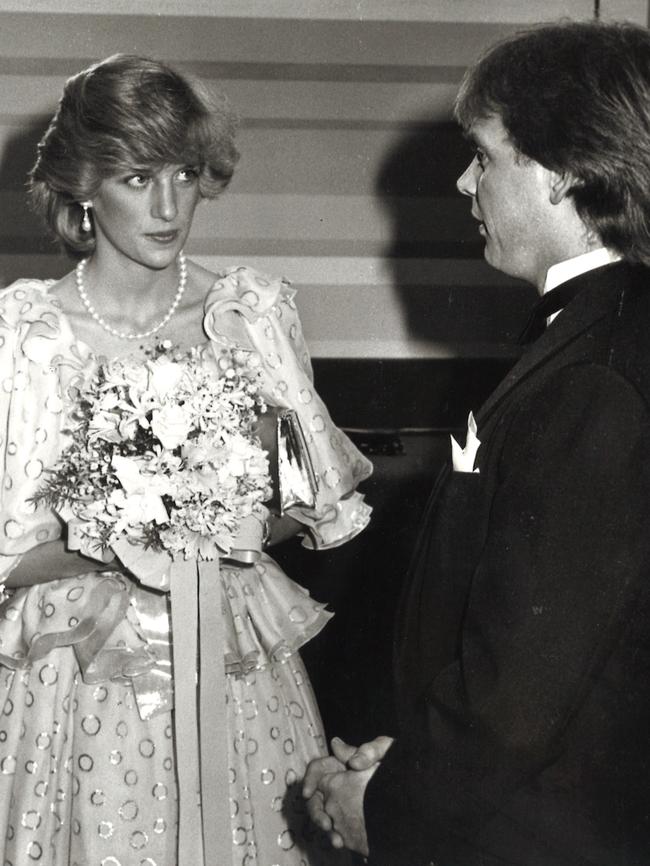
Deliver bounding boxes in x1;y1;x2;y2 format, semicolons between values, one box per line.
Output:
80;202;92;233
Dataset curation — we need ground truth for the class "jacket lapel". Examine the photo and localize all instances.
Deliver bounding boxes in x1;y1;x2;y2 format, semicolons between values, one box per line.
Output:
476;262;628;427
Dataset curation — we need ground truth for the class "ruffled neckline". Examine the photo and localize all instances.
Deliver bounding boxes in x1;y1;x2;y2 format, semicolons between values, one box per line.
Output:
4;267;291;364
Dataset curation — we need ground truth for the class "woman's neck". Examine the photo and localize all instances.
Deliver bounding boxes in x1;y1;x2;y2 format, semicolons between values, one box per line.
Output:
80;251;185;327
53;255;214;359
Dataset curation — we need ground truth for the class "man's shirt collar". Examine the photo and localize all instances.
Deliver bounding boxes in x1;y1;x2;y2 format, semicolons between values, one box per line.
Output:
543;247;622;295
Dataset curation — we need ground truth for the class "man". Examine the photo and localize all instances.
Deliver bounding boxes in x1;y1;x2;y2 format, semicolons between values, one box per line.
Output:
303;20;650;866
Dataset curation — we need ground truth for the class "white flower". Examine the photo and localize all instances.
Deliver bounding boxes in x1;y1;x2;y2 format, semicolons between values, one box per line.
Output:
108;488;168;531
88;409;121;443
147;357;185;400
118;415;139;441
110;455;171;527
221;432;259;476
181;438;222;468
103;358;149;392
151;404;193;450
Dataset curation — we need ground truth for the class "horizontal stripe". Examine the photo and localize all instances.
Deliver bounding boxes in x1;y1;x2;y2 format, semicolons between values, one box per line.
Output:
0;189;479;243
187;239;485;260
0;78;461;124
0;122;471;196
193;193;476;243
0;252;522;288
0;14;531;67
598;0;648;23
182;62;465;85
0;112;460;133
242;117;458;131
225;79;458;123
191;255;523;288
293;282;533;357
3;0;598;23
305;339;521;359
0;235;485;261
0;56;466;85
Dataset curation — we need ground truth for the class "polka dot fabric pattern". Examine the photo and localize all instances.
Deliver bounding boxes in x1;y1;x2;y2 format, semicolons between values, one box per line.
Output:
0;282;89;581
226;658;345;865
0;274;370;864
0;648;343;865
0;659;178;866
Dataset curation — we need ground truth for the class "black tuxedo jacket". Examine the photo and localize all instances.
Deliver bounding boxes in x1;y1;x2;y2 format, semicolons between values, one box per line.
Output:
365;262;650;866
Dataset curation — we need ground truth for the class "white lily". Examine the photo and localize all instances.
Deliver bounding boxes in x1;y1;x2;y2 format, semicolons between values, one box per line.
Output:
110;455;171;527
151;404;193;450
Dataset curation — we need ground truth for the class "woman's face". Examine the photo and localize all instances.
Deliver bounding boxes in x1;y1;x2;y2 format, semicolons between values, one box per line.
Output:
90;163;201;270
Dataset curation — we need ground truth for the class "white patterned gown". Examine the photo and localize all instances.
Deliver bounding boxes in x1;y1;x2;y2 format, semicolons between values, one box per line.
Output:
0;267;372;866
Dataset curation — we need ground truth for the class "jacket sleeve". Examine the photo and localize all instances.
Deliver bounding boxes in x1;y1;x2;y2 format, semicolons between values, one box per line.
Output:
365;362;650;863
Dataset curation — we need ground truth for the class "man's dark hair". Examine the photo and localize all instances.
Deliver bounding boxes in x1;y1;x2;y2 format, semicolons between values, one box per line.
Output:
455;20;650;265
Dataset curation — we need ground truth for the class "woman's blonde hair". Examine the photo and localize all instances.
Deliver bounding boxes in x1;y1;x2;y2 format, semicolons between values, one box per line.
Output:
29;53;239;255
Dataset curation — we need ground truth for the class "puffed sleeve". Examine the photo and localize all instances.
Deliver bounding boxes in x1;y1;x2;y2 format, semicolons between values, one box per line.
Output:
203;266;372;549
0;280;89;578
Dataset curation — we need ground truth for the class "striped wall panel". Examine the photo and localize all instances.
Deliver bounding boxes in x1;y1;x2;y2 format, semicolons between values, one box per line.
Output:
0;1;646;360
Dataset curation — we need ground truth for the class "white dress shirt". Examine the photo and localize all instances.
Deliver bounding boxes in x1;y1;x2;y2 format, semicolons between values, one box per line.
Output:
543;247;622;322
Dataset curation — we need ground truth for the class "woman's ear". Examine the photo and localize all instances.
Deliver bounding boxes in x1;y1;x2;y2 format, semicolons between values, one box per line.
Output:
549;171;578;206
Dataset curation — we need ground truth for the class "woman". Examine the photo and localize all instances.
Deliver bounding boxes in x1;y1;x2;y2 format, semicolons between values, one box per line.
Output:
0;55;371;865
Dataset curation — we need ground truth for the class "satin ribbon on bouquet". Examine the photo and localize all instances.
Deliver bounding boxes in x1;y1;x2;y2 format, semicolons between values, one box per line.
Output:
168;511;267;862
111;517;266;864
170;556;230;864
68;514;266;865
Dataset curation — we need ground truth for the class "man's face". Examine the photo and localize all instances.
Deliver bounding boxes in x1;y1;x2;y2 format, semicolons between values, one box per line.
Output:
456;114;557;287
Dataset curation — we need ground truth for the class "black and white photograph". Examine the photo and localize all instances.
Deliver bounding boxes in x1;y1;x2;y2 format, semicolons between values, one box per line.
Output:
0;2;647;864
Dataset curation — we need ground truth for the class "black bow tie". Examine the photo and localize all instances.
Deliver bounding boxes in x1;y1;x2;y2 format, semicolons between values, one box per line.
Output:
517;279;586;344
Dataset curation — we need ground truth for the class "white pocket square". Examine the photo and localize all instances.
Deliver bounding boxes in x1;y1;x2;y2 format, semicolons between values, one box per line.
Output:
450;411;481;473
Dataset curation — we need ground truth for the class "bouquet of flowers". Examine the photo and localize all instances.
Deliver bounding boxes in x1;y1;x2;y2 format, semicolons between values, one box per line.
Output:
34;341;272;566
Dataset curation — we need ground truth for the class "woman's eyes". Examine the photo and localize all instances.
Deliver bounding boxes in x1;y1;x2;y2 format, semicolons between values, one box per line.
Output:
125;173;150;189
176;167;199;183
475;149;486;169
123;168;199;189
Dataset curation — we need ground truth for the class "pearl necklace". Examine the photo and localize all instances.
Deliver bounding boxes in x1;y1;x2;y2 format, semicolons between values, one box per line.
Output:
75;251;187;341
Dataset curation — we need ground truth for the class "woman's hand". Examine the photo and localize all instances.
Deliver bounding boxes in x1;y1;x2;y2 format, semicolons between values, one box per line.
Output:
5;539;124;588
265;511;303;547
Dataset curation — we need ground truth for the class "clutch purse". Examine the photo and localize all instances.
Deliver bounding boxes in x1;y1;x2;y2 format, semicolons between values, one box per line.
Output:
263;408;319;514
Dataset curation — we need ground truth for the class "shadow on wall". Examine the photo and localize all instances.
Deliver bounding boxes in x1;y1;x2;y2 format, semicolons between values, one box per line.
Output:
375;117;536;347
0;114;70;286
293;119;542;744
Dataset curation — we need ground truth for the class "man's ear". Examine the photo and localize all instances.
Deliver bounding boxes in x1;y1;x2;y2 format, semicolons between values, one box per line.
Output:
549;171;577;205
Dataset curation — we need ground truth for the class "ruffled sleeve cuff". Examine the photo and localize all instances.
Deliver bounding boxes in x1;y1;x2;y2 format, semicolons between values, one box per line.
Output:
294;491;372;550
